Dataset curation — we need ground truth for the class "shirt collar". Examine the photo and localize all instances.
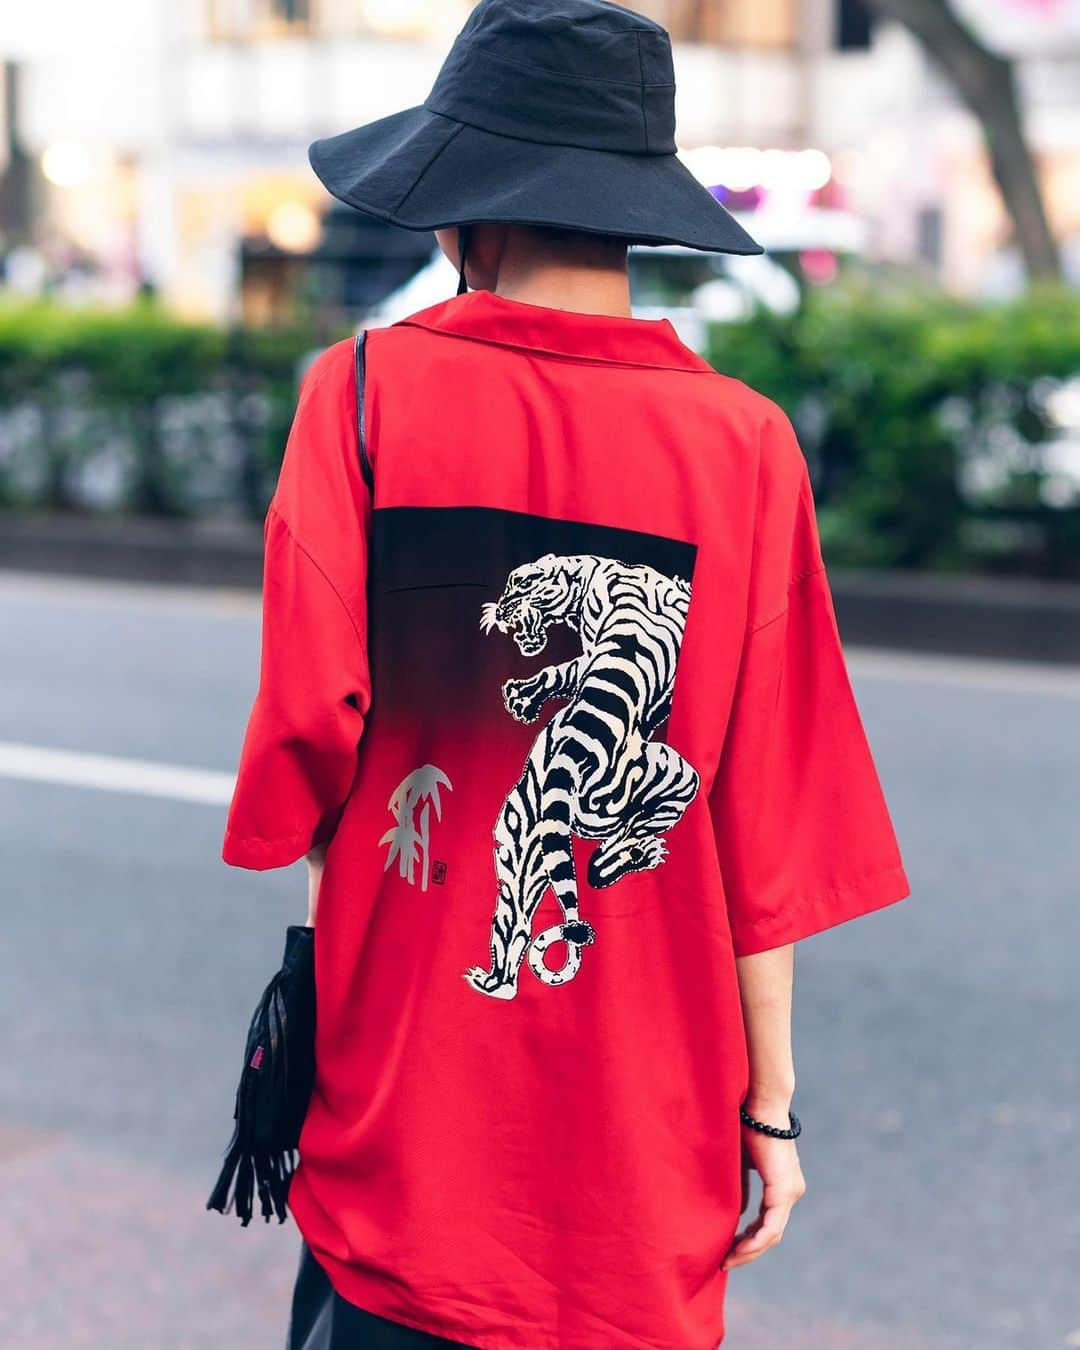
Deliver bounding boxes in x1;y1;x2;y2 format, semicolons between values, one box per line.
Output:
394;289;714;374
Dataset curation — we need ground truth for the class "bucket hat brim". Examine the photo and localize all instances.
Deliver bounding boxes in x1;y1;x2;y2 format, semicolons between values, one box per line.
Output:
309;107;763;255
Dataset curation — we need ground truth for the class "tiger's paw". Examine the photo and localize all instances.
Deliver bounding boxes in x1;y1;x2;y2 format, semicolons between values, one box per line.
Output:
463;967;519;1000
502;678;545;724
588;837;667;888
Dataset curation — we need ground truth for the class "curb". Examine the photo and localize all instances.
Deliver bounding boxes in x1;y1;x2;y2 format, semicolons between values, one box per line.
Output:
2;514;1077;664
827;568;1080;665
0;515;264;590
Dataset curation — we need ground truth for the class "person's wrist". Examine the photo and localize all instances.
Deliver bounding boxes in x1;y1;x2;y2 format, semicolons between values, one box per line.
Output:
743;1083;795;1125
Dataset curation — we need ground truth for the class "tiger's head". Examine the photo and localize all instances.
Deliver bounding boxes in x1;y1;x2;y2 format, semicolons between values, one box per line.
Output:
480;553;592;656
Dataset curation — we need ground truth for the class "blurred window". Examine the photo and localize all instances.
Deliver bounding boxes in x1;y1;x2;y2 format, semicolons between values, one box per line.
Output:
207;0;314;40
207;1;795;45
318;0;474;39
633;1;796;48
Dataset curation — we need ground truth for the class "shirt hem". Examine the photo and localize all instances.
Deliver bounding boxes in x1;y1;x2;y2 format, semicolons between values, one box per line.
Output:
221;826;312;871
318;1269;534;1350
730;861;910;957
288;1179;712;1350
290;1207;547;1349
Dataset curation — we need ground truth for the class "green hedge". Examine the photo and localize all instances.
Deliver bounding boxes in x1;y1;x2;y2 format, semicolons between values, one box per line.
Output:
2;290;1079;575
0;301;319;518
706;285;1080;575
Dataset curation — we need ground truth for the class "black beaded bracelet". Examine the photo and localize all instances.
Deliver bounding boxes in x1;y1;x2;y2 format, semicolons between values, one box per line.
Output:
739;1105;801;1139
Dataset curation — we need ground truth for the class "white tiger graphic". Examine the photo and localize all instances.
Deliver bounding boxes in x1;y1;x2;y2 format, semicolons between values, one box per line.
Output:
464;552;699;1001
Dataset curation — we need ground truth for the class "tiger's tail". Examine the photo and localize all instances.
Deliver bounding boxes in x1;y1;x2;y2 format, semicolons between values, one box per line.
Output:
525;737;596;987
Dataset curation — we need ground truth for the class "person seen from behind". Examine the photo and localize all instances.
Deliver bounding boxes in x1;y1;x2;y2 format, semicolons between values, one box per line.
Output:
221;2;910;1345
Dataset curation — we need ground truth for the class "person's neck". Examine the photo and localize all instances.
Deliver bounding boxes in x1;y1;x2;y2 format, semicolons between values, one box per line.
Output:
490;231;632;319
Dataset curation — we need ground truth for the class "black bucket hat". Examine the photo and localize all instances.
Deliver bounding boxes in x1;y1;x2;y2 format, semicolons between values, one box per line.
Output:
309;0;762;269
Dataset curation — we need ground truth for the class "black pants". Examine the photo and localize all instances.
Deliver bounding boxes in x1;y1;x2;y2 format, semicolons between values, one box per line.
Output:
286;1242;470;1349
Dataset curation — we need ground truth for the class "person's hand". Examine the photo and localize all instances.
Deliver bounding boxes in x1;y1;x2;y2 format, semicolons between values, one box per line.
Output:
722;1108;805;1272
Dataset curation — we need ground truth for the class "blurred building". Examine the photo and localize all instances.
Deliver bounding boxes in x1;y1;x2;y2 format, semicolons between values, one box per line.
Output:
1;0;1078;319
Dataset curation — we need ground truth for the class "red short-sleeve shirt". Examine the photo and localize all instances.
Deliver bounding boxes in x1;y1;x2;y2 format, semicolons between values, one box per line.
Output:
224;289;909;1349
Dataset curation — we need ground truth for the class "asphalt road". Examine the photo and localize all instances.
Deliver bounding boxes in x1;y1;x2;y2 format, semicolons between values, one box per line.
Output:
0;570;1076;1350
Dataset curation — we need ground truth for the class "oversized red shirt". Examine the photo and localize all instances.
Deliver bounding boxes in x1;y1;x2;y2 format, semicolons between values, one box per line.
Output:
223;289;909;1349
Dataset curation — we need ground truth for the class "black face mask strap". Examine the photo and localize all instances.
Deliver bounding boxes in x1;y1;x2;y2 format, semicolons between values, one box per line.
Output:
456;225;471;295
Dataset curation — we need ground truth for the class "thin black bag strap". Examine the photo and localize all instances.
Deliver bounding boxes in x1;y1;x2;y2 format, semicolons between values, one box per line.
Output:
354;330;374;493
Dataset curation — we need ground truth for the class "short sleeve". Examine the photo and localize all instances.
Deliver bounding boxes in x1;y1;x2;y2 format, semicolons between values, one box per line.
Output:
222;341;371;871
709;424;909;956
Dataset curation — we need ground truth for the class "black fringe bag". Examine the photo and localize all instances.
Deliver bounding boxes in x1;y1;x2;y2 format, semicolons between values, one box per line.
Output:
206;924;316;1225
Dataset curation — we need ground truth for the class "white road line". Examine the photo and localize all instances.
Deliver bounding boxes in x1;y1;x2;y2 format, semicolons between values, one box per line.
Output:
0;741;235;805
0;569;259;617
